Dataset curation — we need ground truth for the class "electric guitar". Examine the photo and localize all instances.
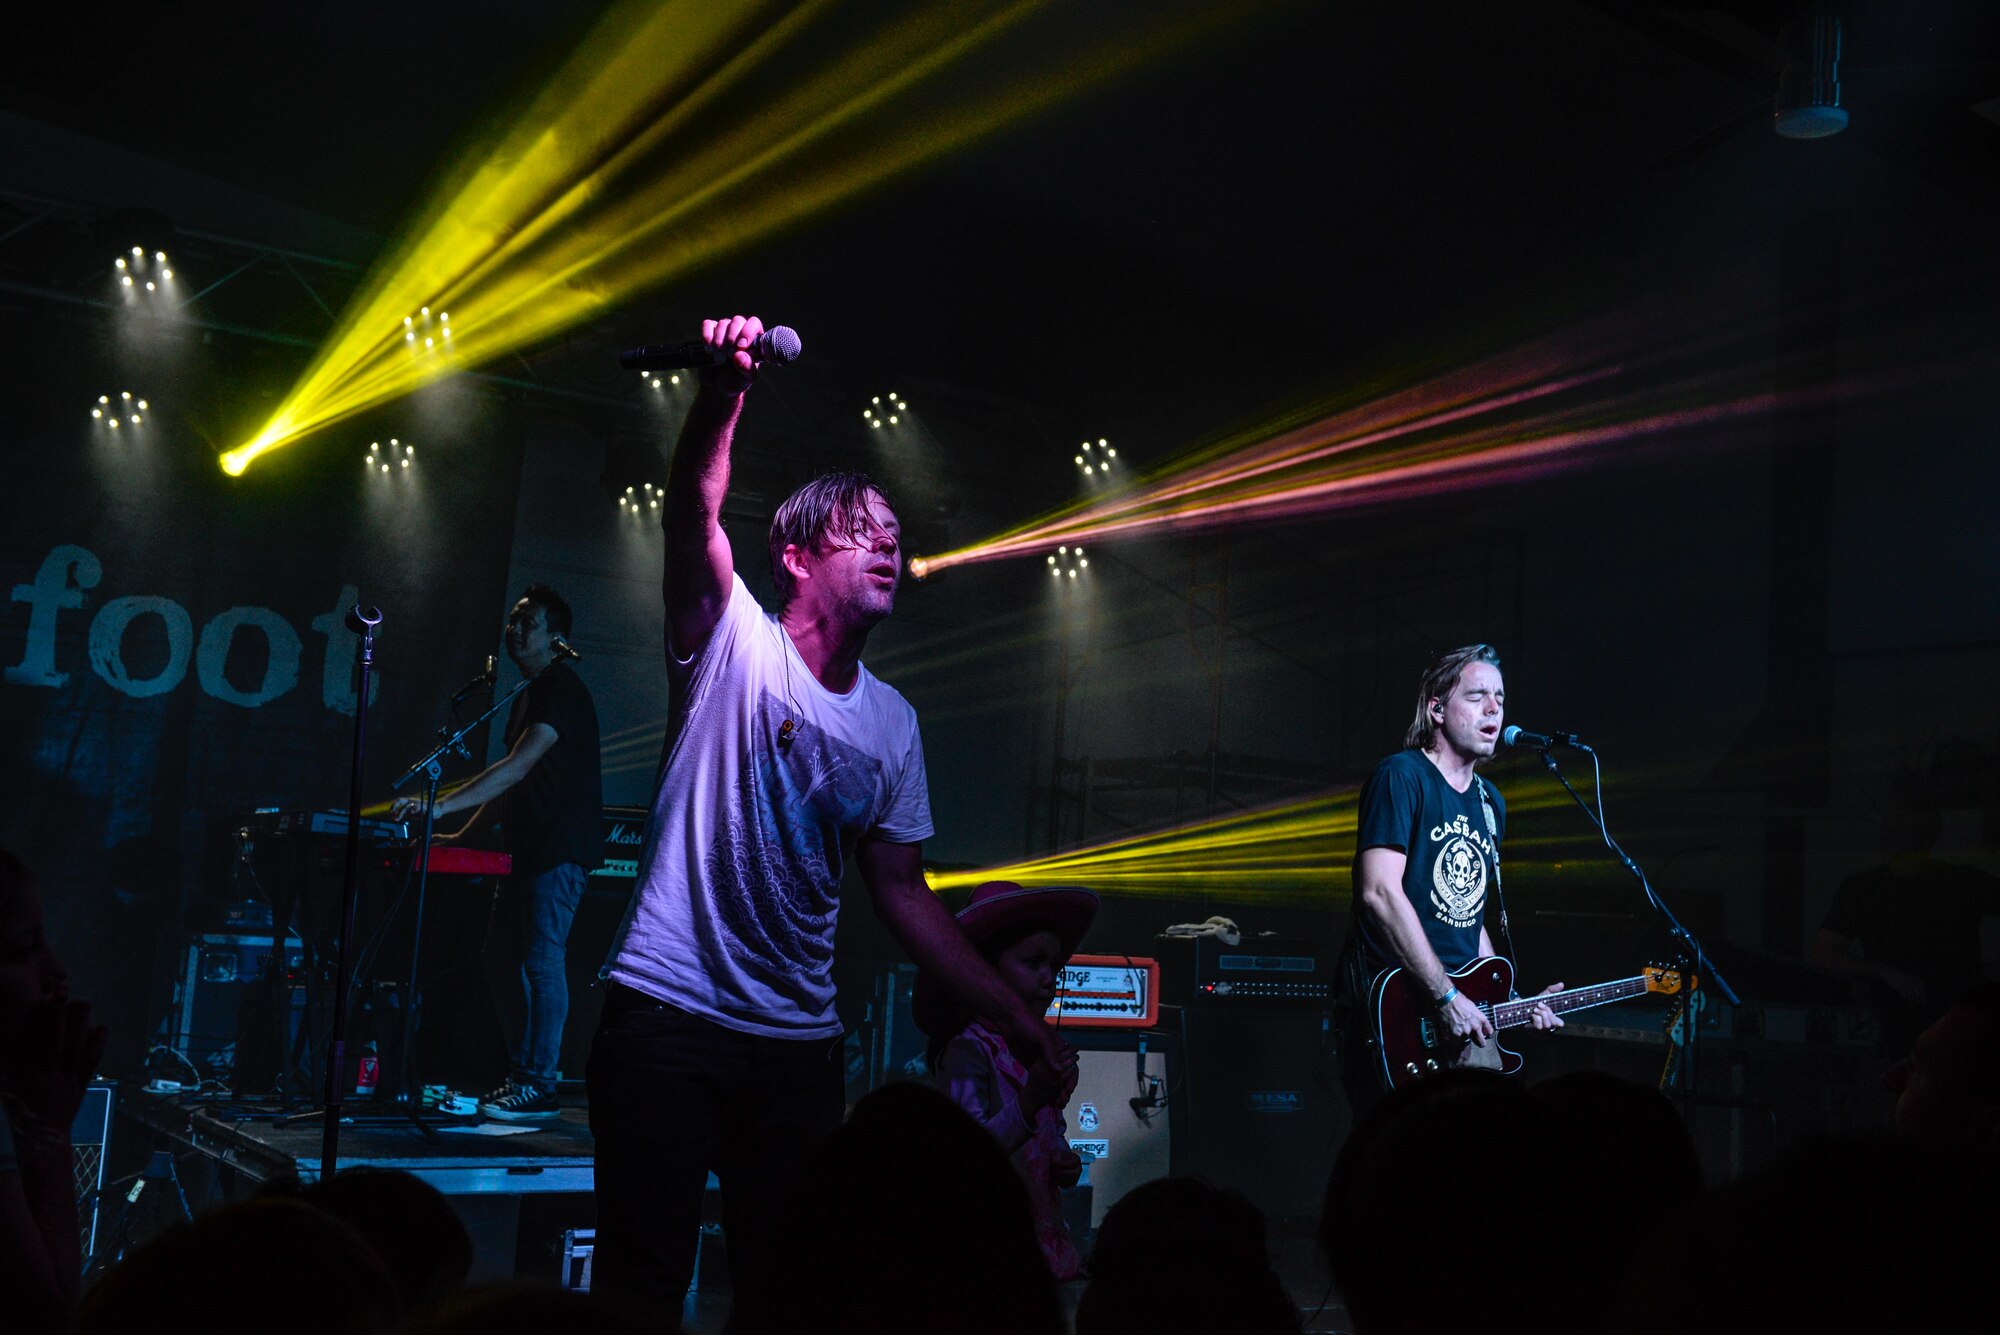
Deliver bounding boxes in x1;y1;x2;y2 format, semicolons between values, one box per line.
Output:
1367;955;1684;1091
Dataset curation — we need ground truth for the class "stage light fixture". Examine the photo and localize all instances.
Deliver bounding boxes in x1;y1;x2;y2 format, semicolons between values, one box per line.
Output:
1048;543;1089;584
108;418;119;429
92;408;102;419
115;258;126;270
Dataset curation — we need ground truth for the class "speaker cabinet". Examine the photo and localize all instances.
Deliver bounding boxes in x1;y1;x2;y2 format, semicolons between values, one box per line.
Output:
1066;1039;1174;1229
1168;1007;1347;1226
71;1080;114;1267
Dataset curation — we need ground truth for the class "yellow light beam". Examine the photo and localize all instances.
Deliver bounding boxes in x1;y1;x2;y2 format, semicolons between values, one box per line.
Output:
223;0;1272;475
926;789;1361;901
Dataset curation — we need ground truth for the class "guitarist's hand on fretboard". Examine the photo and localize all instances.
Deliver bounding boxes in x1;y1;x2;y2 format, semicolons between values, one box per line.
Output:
1524;981;1566;1030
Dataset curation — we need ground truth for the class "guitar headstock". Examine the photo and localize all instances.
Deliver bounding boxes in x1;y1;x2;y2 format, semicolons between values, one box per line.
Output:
1641;964;1687;996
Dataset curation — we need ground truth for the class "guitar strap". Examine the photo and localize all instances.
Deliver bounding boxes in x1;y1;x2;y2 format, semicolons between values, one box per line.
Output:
1477;776;1521;986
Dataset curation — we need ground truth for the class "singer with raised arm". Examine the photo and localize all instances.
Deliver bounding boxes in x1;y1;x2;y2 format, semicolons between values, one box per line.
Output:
1335;644;1563;1118
585;315;1073;1328
390;585;602;1121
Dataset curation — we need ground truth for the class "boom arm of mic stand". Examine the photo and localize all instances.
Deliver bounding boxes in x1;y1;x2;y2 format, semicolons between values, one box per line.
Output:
1537;748;1741;1009
391;669;538;792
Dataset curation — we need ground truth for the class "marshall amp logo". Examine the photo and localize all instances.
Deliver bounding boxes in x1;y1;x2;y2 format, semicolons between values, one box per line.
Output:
1247;1091;1305;1114
590;807;649;882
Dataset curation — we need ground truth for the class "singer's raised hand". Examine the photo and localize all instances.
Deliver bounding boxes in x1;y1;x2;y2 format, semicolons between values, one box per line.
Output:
700;315;765;396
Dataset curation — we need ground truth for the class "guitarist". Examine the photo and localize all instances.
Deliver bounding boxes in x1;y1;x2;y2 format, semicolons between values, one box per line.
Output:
1337;644;1562;1115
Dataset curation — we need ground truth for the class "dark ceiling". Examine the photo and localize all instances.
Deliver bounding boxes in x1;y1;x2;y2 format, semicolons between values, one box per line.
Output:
6;1;2000;454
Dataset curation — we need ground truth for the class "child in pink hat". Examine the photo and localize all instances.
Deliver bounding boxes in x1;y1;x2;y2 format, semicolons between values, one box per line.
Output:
915;880;1099;1281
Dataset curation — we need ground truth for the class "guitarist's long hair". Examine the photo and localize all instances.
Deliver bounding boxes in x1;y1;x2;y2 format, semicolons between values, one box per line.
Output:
1404;642;1502;751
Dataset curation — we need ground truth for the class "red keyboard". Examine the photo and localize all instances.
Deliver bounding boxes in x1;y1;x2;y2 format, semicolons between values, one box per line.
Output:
417;847;513;877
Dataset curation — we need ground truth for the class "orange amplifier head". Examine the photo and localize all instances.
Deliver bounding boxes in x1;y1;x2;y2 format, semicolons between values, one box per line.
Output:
1047;954;1159;1029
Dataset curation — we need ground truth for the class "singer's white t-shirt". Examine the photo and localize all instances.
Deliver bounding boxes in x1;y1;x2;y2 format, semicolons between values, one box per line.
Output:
606;574;932;1038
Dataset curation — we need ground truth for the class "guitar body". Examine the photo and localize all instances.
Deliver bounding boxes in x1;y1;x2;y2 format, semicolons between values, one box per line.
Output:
1369;955;1524;1090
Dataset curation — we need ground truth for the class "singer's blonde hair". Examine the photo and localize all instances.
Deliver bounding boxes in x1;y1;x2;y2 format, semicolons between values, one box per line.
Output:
1404;644;1502;751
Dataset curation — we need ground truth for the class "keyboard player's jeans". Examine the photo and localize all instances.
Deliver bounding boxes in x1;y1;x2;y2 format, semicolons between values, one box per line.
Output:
485;862;587;1096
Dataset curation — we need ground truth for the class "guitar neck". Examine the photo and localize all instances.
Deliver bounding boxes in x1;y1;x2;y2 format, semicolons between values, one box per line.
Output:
1489;975;1654;1030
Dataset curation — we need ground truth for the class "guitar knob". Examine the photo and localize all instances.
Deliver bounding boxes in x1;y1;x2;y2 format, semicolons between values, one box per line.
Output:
1424;1059;1439;1071
1405;1063;1420;1077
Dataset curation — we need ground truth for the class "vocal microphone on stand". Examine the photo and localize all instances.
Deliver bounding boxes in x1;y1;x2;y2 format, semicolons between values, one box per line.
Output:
450;655;497;704
1500;724;1585;751
550;635;583;663
619;325;802;371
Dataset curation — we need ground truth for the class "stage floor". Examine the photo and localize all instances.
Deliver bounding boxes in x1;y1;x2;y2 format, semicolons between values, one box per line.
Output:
128;1087;599;1194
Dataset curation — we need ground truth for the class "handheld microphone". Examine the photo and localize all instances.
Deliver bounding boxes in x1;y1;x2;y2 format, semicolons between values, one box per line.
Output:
619;326;802;371
549;635;583;663
450;654;497;704
1501;724;1583;751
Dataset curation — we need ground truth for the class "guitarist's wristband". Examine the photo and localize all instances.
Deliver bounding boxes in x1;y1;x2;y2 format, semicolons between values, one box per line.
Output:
1435;985;1460;1009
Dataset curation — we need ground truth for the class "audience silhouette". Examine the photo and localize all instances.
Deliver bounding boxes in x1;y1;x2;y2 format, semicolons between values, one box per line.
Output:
1075;1175;1300;1335
75;1195;402;1335
746;1079;1063;1335
0;847;108;1333
261;1167;475;1316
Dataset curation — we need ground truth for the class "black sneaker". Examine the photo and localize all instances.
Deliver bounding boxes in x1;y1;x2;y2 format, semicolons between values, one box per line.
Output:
481;1083;559;1121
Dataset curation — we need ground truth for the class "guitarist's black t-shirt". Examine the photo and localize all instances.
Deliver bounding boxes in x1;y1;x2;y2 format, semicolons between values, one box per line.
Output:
1351;748;1505;972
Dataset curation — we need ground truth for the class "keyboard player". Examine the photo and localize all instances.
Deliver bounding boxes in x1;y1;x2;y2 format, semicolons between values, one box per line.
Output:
393;584;602;1120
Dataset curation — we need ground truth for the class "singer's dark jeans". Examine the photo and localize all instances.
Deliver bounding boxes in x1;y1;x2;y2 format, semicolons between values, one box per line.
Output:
484;862;586;1095
586;983;845;1328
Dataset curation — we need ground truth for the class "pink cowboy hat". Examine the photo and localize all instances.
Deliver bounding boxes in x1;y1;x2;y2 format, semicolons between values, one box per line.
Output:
912;881;1099;1037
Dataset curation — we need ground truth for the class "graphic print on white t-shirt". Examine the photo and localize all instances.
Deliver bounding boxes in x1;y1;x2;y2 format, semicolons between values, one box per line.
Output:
706;691;883;985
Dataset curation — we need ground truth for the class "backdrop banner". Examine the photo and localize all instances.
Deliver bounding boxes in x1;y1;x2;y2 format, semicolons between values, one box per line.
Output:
0;315;527;1076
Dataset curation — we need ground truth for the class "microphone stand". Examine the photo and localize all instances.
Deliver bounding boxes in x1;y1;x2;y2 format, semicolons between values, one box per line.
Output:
1534;741;1740;1117
381;656;557;1133
320;604;381;1178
